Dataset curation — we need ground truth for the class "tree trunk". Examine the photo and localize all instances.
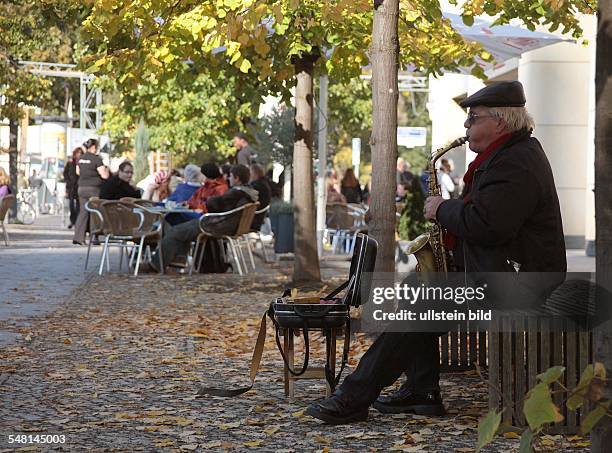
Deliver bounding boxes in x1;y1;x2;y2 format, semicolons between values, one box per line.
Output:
370;0;399;274
292;53;321;284
8;119;19;220
592;1;612;449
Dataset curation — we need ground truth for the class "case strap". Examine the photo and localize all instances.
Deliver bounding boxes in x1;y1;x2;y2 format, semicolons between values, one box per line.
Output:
197;311;268;397
197;303;352;397
324;317;351;391
274;322;310;376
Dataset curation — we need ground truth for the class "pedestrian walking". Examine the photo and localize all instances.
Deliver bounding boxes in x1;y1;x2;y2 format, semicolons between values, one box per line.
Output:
64;146;82;228
73;139;109;245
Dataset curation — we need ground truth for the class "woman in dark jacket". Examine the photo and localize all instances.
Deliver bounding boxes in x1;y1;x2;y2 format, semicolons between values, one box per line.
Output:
63;147;82;228
100;161;141;200
340;168;363;204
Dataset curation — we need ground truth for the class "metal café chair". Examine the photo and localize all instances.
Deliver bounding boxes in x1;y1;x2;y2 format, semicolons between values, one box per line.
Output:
0;194;16;246
129;203;165;272
244;204;272;267
84;197;106;271
325;202;358;254
99;200;163;276
120;197;156;208
189;202;258;276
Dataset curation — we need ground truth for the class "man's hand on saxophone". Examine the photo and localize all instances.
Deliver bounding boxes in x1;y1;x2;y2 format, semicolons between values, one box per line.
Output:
424;196;445;220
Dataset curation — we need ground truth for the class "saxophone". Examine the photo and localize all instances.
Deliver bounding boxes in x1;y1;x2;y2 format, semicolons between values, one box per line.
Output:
405;137;467;274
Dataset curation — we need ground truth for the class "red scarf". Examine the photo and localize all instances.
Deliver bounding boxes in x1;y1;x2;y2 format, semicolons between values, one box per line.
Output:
443;133;511;250
461;133;511;201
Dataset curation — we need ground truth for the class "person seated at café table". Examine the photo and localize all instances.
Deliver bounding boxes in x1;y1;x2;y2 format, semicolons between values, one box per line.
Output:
166;164;202;203
145;164;258;272
187;163;229;212
99;161;141;200
249;163;271;231
162;162;230;226
143;170;172;202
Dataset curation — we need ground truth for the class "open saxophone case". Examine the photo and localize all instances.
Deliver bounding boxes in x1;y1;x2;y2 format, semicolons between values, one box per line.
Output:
271;233;378;394
196;233;377;398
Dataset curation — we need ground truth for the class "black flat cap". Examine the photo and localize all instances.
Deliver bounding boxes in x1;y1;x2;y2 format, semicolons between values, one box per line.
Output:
460;81;526;108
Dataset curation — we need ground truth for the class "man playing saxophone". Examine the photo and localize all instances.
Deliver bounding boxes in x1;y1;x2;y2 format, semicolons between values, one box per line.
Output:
306;81;566;425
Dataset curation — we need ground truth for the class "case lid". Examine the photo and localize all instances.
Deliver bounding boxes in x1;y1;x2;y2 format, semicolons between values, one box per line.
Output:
326;233;378;308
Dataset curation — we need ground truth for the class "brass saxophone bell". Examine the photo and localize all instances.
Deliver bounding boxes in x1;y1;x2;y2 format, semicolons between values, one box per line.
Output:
405;233;430;254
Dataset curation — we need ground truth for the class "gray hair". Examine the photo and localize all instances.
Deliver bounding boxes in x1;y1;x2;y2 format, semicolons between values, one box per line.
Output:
487;106;534;132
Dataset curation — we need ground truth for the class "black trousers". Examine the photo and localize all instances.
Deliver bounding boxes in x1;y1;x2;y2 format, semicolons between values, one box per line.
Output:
68;196;80;226
337;331;441;407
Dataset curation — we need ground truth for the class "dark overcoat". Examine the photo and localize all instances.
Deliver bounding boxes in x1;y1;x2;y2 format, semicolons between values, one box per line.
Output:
437;129;567;275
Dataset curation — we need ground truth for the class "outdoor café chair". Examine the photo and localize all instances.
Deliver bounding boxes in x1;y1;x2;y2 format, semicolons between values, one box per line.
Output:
189;202;259;276
325;202;364;254
84;197;106;271
128;203;165;270
246;204;272;264
120;197;156;208
0;194;15;246
99;200;163;276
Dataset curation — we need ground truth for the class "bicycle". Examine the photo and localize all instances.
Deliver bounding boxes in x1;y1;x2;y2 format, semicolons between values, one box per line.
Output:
16;189;37;225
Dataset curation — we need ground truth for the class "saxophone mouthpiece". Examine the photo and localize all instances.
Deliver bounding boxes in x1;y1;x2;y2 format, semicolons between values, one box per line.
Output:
451;136;468;148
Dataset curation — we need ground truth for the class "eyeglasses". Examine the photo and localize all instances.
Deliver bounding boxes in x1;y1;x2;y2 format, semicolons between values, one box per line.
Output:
466;111;495;126
121;170;134;175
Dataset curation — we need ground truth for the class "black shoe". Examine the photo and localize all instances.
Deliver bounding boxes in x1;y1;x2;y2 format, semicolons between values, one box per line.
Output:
306;392;368;425
72;240;84;245
373;388;445;415
68;223;74;229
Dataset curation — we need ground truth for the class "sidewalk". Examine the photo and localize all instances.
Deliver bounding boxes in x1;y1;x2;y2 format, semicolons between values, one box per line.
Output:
0;274;589;451
0;215;104;345
0;221;594;451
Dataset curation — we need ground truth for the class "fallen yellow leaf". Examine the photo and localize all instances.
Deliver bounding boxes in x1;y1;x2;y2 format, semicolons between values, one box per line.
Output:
313;435;332;444
264;426;280;435
218;421;241;430
154;438;174;447
502;431;521;439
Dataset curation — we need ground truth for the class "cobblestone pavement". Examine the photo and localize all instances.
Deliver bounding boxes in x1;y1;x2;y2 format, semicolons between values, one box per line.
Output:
0;215;104;346
0;271;588;452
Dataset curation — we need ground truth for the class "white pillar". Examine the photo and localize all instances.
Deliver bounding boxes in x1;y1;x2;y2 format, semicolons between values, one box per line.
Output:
518;15;596;249
283;166;291;202
316;76;328;257
351;137;361;178
585;27;596;256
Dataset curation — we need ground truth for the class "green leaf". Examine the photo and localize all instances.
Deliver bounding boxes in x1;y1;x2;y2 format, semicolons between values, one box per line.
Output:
239;58;252;73
594;361;607;380
229;50;241;64
476;410;501;451
537;366;565;384
523;383;564;431
580;401;611;435
519;429;534;453
567;364;595;410
223;0;241;9
405;10;420;22
462;14;474;27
